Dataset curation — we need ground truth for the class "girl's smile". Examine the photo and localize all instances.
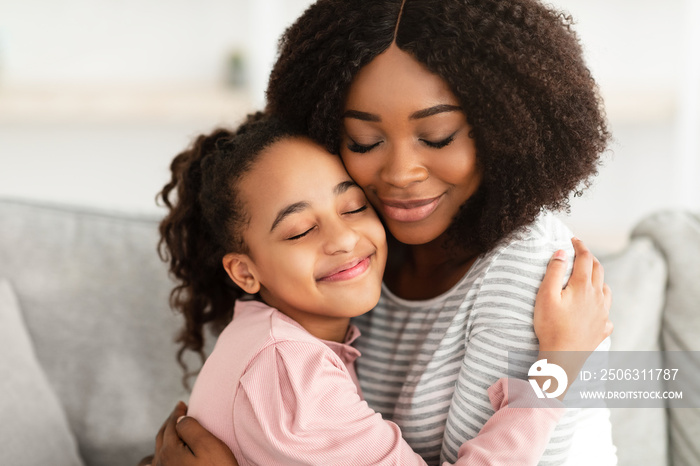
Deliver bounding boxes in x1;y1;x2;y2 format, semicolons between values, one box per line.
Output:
317;254;373;282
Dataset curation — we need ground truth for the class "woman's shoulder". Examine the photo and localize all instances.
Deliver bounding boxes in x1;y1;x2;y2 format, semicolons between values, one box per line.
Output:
486;213;574;261
473;212;575;282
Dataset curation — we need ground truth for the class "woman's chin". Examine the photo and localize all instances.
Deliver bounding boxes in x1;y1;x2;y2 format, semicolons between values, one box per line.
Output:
384;221;446;246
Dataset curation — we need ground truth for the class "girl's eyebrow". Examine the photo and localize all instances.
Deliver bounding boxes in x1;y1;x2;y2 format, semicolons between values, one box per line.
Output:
269;181;360;233
270;201;310;233
334;180;359;195
342;104;461;122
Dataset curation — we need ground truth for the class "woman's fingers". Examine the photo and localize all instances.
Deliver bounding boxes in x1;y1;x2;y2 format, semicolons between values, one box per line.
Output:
162;402;188;450
174;417;208;455
156;402;186;453
175;416;240;466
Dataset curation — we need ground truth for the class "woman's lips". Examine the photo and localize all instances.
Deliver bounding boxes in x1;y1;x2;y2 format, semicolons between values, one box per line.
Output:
379;195;442;222
317;256;371;282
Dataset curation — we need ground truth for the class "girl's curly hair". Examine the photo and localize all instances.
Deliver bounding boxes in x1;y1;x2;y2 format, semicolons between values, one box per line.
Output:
157;112;301;383
267;0;610;253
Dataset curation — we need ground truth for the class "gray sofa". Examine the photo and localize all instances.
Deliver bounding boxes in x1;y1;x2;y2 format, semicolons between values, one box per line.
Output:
0;198;698;466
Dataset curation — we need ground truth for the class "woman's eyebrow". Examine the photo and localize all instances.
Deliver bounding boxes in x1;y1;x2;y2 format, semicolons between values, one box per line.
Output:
270;201;310;233
342;104;461;122
342;110;381;122
410;104;462;120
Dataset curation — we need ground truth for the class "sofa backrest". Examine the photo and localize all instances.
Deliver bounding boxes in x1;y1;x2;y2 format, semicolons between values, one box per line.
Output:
0;199;196;466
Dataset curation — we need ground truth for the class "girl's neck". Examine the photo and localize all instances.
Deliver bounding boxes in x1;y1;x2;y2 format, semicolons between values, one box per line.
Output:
384;233;478;301
304;318;351;343
258;291;350;343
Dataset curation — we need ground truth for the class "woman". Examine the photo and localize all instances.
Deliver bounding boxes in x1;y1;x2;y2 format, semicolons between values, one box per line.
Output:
143;0;615;464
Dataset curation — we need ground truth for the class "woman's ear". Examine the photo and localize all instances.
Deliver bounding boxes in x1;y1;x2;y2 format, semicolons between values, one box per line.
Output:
222;253;261;294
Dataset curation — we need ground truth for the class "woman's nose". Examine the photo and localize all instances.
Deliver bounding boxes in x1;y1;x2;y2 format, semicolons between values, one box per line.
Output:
379;143;428;188
323;218;361;255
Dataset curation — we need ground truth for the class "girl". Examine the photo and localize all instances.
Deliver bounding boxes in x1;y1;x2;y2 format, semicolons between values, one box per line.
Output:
146;0;617;463
152;113;610;466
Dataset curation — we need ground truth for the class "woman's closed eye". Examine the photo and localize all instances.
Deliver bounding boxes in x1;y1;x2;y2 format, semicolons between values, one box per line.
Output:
421;132;456;149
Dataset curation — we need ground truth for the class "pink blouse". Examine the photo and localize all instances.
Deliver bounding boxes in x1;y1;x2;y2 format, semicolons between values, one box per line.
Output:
187;300;564;465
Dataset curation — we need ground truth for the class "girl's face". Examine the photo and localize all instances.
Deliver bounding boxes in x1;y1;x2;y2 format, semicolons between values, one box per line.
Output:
340;45;482;246
224;137;387;339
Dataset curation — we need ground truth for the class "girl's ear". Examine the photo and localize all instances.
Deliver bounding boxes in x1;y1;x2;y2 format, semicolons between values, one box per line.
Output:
222;253;261;294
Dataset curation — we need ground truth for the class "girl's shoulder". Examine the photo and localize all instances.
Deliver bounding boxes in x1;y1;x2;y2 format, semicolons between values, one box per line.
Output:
230;299;328;348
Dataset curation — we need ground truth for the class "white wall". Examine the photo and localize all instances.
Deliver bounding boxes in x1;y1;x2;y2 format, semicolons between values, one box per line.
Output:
0;0;697;253
547;0;700;250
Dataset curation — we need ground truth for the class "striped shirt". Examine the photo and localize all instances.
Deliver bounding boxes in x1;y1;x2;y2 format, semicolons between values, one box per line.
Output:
352;213;617;465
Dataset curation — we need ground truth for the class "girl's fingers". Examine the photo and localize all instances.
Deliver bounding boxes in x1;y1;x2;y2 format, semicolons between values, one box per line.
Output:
604;320;614;338
591;257;604;289
570;237;593;285
603;283;613;311
538;249;568;301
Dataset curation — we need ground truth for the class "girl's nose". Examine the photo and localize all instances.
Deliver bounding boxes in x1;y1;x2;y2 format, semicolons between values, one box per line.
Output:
379;143;428;188
323;218;361;255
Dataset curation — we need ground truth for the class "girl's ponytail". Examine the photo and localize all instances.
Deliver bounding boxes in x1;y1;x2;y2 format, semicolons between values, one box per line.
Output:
157;112;300;386
157;128;238;385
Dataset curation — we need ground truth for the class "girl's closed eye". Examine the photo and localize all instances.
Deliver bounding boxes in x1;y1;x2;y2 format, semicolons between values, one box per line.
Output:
344;204;368;215
286;225;316;241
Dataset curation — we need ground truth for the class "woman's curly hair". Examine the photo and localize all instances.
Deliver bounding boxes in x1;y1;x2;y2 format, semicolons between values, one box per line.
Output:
157;112;301;383
267;0;610;253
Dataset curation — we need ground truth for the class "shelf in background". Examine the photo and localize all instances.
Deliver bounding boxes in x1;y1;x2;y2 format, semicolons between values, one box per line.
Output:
0;84;255;124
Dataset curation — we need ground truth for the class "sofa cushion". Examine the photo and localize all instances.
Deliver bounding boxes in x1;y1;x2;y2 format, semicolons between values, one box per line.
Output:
632;211;700;466
0;279;84;466
0;199;199;466
599;236;668;466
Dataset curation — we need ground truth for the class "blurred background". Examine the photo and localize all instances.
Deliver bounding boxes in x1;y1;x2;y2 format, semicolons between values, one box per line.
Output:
0;0;698;254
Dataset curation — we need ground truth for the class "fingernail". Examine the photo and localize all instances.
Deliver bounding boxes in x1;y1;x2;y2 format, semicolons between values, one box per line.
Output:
551;250;567;262
177;415;185;424
571;236;580;242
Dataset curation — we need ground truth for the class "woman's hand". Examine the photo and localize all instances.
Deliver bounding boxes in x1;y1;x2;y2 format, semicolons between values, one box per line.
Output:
137;402;239;466
534;237;613;352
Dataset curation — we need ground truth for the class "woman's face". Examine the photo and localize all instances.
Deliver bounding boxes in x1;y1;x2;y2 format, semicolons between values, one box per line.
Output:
340;45;482;246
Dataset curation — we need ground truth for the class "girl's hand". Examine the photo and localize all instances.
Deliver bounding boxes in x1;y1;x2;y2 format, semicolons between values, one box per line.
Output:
534;237;613;353
138;402;239;466
531;238;613;400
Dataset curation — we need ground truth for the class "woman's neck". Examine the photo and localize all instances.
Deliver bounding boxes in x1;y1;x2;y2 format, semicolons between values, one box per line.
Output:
384;233;478;301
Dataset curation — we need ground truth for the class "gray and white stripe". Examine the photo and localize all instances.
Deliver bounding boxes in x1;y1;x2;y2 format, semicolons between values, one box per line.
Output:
352;213;615;465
